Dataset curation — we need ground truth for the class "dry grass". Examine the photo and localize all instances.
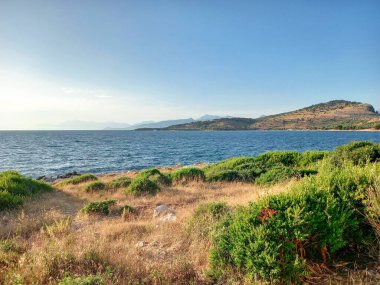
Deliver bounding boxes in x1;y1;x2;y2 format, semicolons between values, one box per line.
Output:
0;172;379;284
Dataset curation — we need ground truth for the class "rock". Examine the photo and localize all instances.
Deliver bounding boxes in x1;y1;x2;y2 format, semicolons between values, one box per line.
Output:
153;204;174;218
159;212;177;221
135;241;148;248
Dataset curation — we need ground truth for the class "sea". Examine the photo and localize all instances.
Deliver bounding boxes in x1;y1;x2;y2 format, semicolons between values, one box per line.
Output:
1;130;380;178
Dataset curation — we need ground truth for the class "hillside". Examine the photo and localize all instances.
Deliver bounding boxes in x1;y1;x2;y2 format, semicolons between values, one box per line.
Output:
158;100;380;130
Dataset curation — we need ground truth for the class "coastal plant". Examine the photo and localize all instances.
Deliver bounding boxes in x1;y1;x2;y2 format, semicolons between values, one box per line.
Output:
57;173;98;186
83;181;106;192
58;274;105;285
297;150;327;167
210;162;378;283
125;177;159;196
329;141;380;166
136;168;171;186
80;199;116;215
0;171;52;211
255;166;296;185
170;167;206;184
188;202;230;240
108;176;132;189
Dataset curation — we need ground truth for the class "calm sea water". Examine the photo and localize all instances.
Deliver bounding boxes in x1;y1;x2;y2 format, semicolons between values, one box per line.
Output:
1;130;380;178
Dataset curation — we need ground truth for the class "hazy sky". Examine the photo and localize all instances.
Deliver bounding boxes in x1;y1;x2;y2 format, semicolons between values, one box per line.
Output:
0;1;379;129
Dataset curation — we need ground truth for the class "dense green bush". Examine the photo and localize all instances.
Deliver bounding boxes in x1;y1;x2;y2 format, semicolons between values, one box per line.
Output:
83;181;106;192
329;141;380;166
58;274;104;285
118;204;136;215
256;166;296;185
135;168;171;186
108;176;132;189
171;167;206;183
0;171;52;211
206;170;241;182
297;150;327;167
210;162;378;283
125;177;159;196
80;199;116;215
58;173;98;186
188;202;230;239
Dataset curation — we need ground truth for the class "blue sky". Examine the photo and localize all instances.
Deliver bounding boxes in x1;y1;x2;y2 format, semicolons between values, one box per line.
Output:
0;0;379;129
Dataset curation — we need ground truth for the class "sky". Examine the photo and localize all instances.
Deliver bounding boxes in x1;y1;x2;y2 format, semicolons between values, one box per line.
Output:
0;0;379;130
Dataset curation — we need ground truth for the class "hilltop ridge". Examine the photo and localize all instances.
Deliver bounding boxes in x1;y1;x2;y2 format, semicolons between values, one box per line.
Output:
153;100;380;131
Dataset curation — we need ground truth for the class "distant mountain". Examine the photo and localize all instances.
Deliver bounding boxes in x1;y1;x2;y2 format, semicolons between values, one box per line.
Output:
54;120;131;130
159;100;380;131
105;115;232;130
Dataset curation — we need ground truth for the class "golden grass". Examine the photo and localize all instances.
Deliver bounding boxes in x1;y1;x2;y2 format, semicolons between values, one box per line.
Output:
1;173;379;284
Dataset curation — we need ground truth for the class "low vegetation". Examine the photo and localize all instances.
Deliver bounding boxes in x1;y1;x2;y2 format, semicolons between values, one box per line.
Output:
83;181;106;192
0;170;52;211
107;176;132;189
0;141;379;284
170;167;206;184
57;173;98;186
80;199;116;215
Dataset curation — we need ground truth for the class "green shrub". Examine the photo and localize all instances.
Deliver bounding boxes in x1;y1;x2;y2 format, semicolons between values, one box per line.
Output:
125;177;159;196
0;171;52;211
171;167;206;183
108;176;132;189
58;274;104;285
188;202;230;239
58;173;98;186
298;150;327;167
210;162;377;283
0;170;52;196
83;181;106;192
256;166;297;185
0;190;23;211
136;168;171;186
80;199;116;215
206;170;241;182
329;141;380;166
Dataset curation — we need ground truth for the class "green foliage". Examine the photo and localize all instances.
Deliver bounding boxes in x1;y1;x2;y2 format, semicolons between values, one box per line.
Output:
170;167;206;183
58;274;104;285
0;171;52;211
80;199;116;215
108;176;132;189
297;151;327;167
210;162;378;283
330;141;380;166
83;181;106;192
0;190;23;210
58;173;98;186
136;168;171;186
256;166;296;185
205;151;303;183
125;177;159;196
188;202;230;239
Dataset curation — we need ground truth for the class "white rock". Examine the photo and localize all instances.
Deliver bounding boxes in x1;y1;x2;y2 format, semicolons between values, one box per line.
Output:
159;212;177;221
153;204;174;217
135;241;148;248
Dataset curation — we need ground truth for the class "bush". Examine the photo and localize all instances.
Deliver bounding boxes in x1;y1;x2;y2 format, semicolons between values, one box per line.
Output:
298;151;327;167
58;174;98;186
118;204;136;215
171;167;206;184
188;202;230;239
0;171;52;211
58;274;104;285
255;166;297;185
136;168;171;186
206;170;241;182
210;163;377;283
83;181;106;192
329;141;380;166
125;177;159;196
108;176;132;189
80;199;116;215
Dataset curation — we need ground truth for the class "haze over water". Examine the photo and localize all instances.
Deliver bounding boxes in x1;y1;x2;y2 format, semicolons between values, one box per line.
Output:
1;130;380;178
